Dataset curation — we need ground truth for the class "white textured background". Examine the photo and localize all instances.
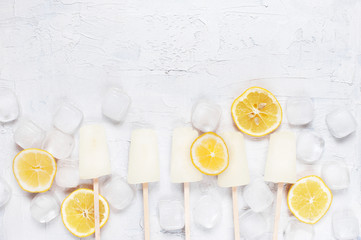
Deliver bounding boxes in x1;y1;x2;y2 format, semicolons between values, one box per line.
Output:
1;0;361;239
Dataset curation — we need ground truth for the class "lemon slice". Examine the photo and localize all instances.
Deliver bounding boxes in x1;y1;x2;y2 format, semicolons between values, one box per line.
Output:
13;149;56;193
287;175;332;224
191;132;229;175
231;87;282;137
61;188;110;238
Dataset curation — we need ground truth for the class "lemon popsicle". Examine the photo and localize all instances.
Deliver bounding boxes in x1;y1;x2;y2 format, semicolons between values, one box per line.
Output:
217;131;250;240
128;129;159;240
79;124;111;240
79;125;111;179
170;127;202;183
264;130;296;240
170;127;202;240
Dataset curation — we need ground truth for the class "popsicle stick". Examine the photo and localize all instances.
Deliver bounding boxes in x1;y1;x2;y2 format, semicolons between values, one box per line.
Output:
93;178;100;240
184;182;190;240
272;182;284;240
232;187;240;240
143;183;150;240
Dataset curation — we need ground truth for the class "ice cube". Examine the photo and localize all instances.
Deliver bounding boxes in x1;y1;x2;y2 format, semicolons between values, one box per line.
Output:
321;160;349;190
13;119;45;149
243;179;274;212
53;102;83;134
286;97;313;125
102;88;131;122
0;177;11;208
0;87;20;123
42;129;74;159
193;195;221;229
326;109;357;138
191;101;221;132
332;210;359;240
30;192;60;223
284;219;315;240
55;159;79;188
239;210;267;239
296;130;324;164
101;175;134;210
158;200;184;232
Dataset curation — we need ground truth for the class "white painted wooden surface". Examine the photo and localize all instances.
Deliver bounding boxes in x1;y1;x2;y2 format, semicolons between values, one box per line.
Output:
1;0;361;239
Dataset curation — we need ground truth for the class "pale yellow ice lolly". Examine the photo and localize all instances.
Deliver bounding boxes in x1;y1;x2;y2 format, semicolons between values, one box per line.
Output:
217;131;250;187
264;130;296;183
170;127;202;183
79;124;111;179
127;129;160;184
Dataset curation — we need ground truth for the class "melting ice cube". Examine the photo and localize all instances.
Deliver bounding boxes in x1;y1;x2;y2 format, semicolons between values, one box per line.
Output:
296;130;324;164
191;101;221;132
238;210;267;239
30;192;60;223
284;219;315;240
0;87;20;123
321;160;350;190
102;88;131;122
158;200;184;232
286;97;313;125
243;179;274;212
14;119;45;149
326;109;356;138
332;210;359;240
53;102;83;134
193;195;221;229
55;159;79;188
42;129;74;159
101;175;134;210
0;177;11;208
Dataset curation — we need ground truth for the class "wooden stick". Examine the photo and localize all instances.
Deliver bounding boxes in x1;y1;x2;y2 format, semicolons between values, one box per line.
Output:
143;183;150;240
232;187;240;240
93;178;100;240
272;183;284;240
184;182;190;240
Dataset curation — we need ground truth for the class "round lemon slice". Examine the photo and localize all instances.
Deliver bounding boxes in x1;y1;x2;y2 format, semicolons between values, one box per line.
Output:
191;132;229;175
231;86;282;137
61;188;110;238
13;148;56;193
287;175;332;224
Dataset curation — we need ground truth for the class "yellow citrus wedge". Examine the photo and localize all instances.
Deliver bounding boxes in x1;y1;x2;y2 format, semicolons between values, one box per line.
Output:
61;188;110;238
287;175;332;224
191;132;229;175
231;86;282;137
13;148;56;193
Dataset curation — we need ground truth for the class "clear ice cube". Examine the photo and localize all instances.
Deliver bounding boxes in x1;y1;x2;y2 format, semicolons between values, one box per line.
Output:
13;119;45;149
55;159;79;188
239;210;267;239
102;88;131;122
158;200;184;231
0;177;11;208
191;101;222;132
42;129;74;159
296;130;324;164
30;192;60;223
284;219;315;240
332;210;359;240
321;160;350;190
101;175;134;210
0;87;20;123
53;102;83;134
243;179;274;212
326;109;357;138
193;195;221;229
286;97;313;125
